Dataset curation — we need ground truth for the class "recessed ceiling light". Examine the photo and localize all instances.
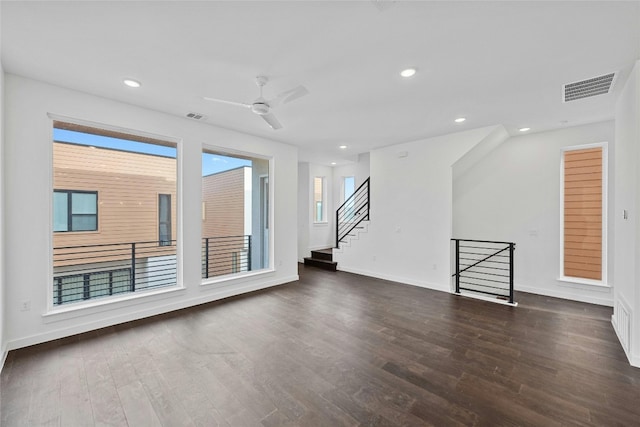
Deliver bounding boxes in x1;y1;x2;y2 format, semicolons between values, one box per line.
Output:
400;68;417;78
519;127;531;132
454;117;466;123
339;145;347;149
123;78;141;88
331;162;337;166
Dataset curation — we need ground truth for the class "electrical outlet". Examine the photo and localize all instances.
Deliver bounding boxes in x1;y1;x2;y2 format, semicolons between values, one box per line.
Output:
21;300;31;312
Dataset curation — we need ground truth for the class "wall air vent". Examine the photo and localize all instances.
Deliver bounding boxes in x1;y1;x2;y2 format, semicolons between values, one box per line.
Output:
563;72;616;102
186;112;206;120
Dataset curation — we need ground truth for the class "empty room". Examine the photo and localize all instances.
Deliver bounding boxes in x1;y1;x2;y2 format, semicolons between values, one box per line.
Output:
1;1;640;425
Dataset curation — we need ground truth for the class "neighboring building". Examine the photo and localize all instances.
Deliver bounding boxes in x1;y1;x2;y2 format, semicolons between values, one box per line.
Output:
202;166;252;278
52;141;248;304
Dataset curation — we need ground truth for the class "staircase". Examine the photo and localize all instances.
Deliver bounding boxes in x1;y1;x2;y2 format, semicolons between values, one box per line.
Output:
303;248;337;271
336;177;370;248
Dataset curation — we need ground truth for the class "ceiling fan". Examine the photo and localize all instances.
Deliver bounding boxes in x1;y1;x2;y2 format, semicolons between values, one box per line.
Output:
203;76;308;130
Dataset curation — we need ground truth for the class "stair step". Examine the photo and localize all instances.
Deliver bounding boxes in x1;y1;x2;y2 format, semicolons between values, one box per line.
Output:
303;257;338;271
310;248;333;262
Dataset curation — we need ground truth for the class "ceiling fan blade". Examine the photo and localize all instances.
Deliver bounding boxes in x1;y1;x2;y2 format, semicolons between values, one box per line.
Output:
268;85;309;108
260;112;282;130
202;97;251;109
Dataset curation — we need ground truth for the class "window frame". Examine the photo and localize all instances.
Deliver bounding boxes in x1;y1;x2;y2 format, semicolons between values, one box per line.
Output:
559;142;608;287
53;189;98;233
48;114;183;315
200;144;275;286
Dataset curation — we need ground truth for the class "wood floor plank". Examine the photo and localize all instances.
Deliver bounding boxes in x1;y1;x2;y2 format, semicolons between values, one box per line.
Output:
2;264;640;426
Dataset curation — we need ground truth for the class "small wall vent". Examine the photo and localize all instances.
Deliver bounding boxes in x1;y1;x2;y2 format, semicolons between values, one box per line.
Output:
563;73;616;102
186;112;206;120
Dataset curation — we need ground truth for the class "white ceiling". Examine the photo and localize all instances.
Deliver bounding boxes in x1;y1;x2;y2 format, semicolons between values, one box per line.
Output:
2;1;639;165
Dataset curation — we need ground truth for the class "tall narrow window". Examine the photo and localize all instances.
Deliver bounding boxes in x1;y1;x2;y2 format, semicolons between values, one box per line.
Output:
52;120;178;306
562;144;606;282
314;176;326;222
158;194;171;246
343;176;355;221
201;148;270;280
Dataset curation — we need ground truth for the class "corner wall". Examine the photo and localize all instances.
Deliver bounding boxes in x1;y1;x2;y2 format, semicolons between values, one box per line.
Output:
297;162;334;260
334;126;496;290
3;74;299;350
0;6;6;369
613;60;640;367
453;121;615;306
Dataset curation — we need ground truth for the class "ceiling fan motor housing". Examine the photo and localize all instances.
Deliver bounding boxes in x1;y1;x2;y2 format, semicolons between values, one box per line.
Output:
251;102;270;115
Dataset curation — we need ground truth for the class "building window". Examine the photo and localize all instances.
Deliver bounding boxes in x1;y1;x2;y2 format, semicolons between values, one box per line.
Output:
314;176;326;222
201;147;271;280
561;143;607;283
53;190;98;232
52;120;178;307
158;194;171;246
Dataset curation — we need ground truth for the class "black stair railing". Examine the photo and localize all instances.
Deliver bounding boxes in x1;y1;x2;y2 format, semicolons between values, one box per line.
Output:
451;239;515;304
336;177;370;248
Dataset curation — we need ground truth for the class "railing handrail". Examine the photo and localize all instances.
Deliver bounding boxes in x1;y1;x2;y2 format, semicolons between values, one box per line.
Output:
451;238;516;246
55;235;253;251
54;239;177;250
336;177;370;212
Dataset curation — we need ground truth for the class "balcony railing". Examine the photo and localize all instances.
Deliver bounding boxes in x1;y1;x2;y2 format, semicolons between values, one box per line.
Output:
53;235;253;306
451;238;516;304
53;240;177;306
202;235;251;278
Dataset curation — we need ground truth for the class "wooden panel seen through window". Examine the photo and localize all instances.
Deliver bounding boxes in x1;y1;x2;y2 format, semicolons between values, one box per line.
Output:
563;147;602;280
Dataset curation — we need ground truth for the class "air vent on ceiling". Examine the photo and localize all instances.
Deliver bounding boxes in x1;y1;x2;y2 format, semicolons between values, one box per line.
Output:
563;72;616;102
185;112;206;120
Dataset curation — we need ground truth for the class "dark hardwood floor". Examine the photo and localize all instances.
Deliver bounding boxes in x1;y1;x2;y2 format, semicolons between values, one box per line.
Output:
2;264;639;426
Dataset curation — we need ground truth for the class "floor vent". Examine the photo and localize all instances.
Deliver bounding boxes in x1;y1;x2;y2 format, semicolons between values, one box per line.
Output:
614;298;631;354
563;73;616;102
186;112;206;120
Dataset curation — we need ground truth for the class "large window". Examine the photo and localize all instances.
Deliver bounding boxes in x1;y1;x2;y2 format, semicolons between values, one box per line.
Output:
561;143;607;283
53;190;98;232
201;147;271;280
52;120;178;306
314;176;326;222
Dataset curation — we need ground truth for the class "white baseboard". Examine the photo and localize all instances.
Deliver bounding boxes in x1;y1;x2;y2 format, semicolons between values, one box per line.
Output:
336;265;449;293
516;285;613;307
6;275;298;352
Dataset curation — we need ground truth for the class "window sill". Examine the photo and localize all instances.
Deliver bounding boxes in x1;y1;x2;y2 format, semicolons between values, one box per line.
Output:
557;276;610;289
313;222;329;226
201;268;275;287
43;285;185;322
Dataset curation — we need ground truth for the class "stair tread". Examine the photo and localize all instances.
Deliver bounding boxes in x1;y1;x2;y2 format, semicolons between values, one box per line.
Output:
303;256;338;272
303;257;337;265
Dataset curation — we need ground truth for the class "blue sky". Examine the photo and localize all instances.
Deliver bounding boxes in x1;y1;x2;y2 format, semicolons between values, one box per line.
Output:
54;129;251;175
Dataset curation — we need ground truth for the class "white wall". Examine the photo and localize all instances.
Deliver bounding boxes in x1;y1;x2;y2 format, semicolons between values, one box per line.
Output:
297;162;334;260
3;74;299;350
0;12;5;368
331;153;371;248
332;153;370;212
334;126;496;290
613;60;640;367
297;162;310;261
453;121;615;306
